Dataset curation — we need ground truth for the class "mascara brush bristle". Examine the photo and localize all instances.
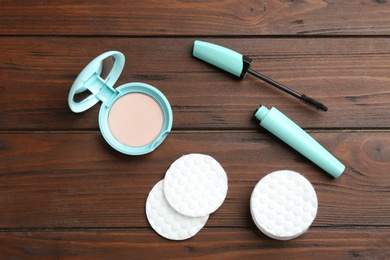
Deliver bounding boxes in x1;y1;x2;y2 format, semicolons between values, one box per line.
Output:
300;94;328;112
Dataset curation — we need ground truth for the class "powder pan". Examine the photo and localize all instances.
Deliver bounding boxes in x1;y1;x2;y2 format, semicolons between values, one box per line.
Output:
68;51;173;155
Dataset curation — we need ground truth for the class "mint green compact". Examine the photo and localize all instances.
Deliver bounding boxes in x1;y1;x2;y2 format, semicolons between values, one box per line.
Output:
68;51;173;155
254;105;345;178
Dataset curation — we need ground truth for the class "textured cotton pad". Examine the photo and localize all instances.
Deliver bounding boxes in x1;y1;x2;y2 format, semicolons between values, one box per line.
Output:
108;93;163;147
164;154;228;218
146;180;209;240
250;170;318;240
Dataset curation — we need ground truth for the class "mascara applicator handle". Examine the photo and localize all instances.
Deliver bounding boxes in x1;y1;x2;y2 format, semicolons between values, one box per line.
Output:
193;40;252;78
193;40;328;111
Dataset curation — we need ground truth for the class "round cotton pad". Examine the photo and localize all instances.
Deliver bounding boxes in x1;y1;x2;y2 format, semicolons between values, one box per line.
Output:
250;170;318;240
164;154;228;218
146;180;209;240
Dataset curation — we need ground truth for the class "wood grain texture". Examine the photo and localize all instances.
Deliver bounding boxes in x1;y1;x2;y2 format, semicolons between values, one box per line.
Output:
1;0;389;258
1;37;390;130
1;0;390;36
0;229;389;259
0;132;389;228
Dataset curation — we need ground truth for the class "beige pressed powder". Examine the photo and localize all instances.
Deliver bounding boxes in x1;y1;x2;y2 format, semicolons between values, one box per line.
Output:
69;51;172;155
108;93;164;147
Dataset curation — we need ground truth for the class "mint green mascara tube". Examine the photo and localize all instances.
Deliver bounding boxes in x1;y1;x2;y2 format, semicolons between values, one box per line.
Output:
254;105;345;178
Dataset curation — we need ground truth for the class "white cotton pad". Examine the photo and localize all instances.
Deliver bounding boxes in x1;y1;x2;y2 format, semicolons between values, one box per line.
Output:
163;153;228;218
146;180;209;240
250;170;318;240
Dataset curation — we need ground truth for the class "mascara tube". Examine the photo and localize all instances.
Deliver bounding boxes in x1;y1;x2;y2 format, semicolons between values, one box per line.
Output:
254;105;345;178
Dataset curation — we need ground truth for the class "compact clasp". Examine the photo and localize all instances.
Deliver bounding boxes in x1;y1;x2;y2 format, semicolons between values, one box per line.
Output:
84;73;117;104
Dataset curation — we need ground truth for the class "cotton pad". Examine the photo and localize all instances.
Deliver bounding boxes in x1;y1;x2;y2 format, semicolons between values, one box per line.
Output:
250;170;318;240
163;153;228;217
146;180;209;240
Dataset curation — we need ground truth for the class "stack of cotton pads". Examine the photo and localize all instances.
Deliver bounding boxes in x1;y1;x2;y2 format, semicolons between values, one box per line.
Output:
146;153;228;240
250;170;318;240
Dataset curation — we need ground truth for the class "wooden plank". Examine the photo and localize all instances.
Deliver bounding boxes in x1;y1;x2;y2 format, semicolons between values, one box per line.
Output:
0;131;389;228
1;0;388;259
1;37;390;130
0;228;389;259
1;1;390;36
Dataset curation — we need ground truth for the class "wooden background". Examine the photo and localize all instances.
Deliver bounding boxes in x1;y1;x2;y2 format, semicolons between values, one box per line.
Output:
1;0;390;259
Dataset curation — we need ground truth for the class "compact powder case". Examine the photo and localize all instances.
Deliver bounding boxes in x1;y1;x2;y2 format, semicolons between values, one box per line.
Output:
68;51;173;155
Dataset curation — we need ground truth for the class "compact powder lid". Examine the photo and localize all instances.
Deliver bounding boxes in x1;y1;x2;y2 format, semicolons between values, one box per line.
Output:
108;93;164;147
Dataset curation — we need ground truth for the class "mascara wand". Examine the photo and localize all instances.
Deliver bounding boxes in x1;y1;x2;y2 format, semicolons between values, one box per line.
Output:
247;68;328;111
193;40;328;112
